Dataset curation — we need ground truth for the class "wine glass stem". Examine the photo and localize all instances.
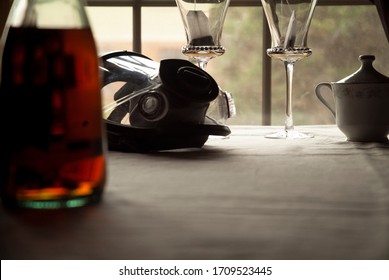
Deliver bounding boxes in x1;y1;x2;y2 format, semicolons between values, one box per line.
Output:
197;59;209;71
284;61;295;133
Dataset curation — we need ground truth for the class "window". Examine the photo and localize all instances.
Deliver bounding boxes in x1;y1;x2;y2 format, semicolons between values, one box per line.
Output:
3;1;387;125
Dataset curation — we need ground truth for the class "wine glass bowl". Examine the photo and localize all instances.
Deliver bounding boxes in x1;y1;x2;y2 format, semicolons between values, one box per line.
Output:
175;0;231;70
261;0;318;139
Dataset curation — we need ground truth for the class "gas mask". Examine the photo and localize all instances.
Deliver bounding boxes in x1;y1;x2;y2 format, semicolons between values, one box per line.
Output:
100;51;235;152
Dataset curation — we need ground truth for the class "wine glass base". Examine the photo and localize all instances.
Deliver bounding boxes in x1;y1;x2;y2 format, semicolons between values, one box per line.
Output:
265;129;314;139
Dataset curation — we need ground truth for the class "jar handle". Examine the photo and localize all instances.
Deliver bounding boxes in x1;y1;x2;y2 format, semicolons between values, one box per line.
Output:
315;83;336;118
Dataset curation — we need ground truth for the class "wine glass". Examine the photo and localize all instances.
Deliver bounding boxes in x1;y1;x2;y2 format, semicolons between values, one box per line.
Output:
175;0;235;123
261;0;318;139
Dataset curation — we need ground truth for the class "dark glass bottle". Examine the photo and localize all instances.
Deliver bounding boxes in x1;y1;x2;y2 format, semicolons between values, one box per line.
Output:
0;0;106;209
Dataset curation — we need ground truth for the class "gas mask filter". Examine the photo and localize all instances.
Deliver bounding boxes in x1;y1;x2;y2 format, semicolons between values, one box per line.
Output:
100;51;234;152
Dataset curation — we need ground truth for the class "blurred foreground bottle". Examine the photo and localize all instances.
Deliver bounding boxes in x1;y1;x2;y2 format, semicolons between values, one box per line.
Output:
0;0;106;209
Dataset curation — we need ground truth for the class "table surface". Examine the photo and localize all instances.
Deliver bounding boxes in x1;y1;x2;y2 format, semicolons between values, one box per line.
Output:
1;125;389;260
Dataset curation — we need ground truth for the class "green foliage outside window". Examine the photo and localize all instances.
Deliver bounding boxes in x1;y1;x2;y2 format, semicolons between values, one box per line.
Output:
211;5;389;125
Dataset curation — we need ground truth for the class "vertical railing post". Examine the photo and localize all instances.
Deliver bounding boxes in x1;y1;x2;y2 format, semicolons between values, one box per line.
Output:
133;0;142;53
262;9;272;125
0;0;12;37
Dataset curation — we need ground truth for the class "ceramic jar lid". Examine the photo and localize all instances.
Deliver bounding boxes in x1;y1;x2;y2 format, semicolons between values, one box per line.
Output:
338;55;389;84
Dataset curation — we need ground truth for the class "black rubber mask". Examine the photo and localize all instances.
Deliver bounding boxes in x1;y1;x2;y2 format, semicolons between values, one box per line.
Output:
100;51;234;152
